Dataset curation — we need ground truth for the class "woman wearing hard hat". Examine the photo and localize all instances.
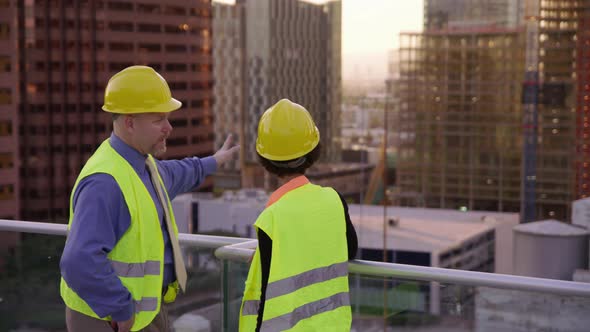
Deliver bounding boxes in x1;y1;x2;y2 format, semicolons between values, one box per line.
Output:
239;99;358;332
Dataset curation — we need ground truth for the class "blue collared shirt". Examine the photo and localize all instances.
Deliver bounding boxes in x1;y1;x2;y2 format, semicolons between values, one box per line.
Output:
60;133;216;321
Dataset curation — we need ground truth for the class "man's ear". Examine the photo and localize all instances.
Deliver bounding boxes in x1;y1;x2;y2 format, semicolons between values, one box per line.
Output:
124;115;134;131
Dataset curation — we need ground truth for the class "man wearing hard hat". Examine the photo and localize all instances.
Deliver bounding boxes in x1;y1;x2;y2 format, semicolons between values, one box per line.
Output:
239;99;358;331
59;66;239;332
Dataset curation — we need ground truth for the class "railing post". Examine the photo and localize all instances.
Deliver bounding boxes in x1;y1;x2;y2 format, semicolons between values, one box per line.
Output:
221;259;229;332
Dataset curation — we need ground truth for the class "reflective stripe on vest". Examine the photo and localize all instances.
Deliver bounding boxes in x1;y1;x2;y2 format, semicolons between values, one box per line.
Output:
110;260;160;278
135;297;159;312
260;292;350;332
241;261;348;316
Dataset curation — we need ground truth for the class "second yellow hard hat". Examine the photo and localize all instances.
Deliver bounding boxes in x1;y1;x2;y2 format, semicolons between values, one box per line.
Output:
256;99;320;161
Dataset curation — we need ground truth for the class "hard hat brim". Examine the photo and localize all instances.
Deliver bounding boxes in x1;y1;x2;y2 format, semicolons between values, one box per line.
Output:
256;128;320;161
102;98;182;114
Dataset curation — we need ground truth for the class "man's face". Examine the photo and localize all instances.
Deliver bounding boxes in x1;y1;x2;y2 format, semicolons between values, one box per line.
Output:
128;112;172;157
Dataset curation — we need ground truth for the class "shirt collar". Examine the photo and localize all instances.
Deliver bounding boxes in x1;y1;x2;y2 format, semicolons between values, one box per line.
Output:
266;175;310;208
108;132;148;176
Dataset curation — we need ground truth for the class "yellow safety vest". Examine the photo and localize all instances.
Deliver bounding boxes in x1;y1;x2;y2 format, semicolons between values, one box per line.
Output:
60;139;179;331
239;183;351;331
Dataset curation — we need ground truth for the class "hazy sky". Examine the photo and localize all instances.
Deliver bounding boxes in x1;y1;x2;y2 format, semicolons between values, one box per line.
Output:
342;0;423;84
213;0;424;85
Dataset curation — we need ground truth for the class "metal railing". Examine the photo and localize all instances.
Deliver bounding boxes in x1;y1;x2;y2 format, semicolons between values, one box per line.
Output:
2;219;590;298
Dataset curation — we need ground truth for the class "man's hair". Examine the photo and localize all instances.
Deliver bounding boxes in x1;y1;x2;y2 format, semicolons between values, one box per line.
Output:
112;113;121;121
258;143;321;177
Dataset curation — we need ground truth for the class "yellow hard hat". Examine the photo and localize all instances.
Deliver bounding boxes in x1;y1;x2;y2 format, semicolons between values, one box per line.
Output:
256;99;320;161
102;65;181;114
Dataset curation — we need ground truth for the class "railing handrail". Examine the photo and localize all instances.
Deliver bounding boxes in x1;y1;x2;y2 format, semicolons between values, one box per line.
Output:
2;219;590;298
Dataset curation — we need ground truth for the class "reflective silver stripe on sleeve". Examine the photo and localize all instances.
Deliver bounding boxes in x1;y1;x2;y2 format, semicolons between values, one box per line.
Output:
110;260;160;278
135;297;159;312
265;261;348;300
260;292;350;332
241;300;261;316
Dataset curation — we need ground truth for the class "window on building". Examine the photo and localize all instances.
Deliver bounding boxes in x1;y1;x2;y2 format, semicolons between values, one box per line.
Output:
137;23;161;33
0;55;10;72
170;118;188;128
190;8;211;18
164;25;185;34
0;88;11;104
137;3;160;13
191;81;210;90
0;121;12;136
109;42;133;51
138;43;161;52
167;137;188;146
109;21;133;32
165;44;187;53
109;62;133;72
0;184;14;200
0;23;9;39
164;5;185;15
95;21;105;31
108;1;133;11
194;64;211;72
165;63;187;72
169;82;187;90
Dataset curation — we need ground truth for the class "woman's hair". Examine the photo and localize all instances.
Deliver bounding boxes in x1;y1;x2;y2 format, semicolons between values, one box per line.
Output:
258;143;321;177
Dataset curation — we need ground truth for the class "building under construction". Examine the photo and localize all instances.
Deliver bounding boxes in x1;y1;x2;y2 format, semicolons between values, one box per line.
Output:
395;0;588;221
395;28;526;214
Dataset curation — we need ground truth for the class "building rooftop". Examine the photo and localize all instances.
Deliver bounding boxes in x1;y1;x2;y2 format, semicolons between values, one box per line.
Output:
349;205;499;252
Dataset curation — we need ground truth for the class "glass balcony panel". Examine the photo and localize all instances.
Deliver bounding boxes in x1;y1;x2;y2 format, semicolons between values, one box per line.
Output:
221;260;590;332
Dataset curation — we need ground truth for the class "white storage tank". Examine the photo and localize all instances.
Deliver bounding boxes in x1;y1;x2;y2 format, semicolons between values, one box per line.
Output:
173;313;211;332
572;197;590;267
513;219;589;280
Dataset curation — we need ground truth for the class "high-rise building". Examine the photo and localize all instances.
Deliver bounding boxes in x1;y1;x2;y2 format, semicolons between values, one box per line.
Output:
212;0;246;189
0;0;214;222
424;0;523;30
212;0;342;188
397;0;589;221
0;0;19;221
395;29;526;213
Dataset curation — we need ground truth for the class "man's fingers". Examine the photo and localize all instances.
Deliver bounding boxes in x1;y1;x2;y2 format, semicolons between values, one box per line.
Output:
221;134;234;150
229;145;240;153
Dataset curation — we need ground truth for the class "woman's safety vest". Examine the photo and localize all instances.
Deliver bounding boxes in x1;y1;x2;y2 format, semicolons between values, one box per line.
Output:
239;182;351;331
60;139;179;331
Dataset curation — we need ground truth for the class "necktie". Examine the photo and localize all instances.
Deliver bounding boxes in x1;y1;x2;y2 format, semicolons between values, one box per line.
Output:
145;158;187;292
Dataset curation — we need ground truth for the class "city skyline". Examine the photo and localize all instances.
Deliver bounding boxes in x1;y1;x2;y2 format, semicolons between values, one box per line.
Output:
213;0;425;86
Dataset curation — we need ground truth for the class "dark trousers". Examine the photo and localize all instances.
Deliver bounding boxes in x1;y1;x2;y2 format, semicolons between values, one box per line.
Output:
65;305;170;332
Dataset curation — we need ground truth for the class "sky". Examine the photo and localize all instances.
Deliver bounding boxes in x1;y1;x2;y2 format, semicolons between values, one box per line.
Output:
342;0;423;85
213;0;424;85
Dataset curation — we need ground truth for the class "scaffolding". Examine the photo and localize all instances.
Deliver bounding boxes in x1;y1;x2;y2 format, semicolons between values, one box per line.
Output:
396;28;526;212
396;0;587;221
